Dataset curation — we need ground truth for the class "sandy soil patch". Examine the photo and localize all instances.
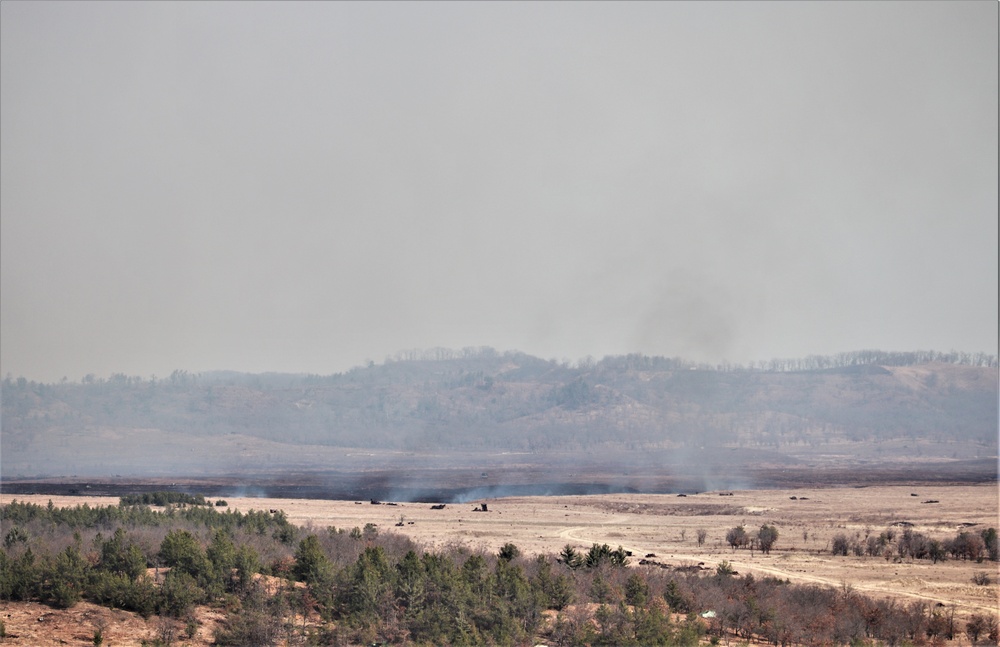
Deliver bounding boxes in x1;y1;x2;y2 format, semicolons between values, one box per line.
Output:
0;599;226;647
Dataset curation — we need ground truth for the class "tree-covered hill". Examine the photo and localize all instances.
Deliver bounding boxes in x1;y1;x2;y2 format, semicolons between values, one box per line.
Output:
2;349;996;478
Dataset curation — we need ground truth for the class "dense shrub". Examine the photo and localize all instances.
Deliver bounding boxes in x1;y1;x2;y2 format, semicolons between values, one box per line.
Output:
39;545;88;608
159;530;209;578
213;581;285;646
757;524;779;554
88;570;157;617
559;544;583;569
950;531;986;561
830;526;1000;564
966;613;999;644
584;543;628;568
981;527;998;561
726;525;748;550
292;534;330;584
99;528;147;579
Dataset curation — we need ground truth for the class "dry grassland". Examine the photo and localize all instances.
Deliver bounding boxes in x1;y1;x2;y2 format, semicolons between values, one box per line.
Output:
2;483;997;645
241;484;1000;615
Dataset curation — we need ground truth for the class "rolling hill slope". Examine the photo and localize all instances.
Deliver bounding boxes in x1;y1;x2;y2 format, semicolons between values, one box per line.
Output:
2;349;996;483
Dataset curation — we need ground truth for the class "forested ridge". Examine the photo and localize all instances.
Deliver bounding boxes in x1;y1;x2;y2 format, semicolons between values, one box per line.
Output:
4;349;996;460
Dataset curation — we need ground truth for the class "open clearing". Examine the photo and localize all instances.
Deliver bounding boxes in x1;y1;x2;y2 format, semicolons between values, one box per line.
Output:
245;483;1000;616
1;483;997;645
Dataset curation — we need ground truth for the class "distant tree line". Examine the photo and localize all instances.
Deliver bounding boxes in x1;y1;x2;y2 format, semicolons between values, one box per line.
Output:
4;347;996;389
119;492;209;507
831;525;999;563
735;349;999;373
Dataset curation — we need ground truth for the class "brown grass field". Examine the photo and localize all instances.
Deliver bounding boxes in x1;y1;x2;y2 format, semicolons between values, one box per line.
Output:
1;483;997;645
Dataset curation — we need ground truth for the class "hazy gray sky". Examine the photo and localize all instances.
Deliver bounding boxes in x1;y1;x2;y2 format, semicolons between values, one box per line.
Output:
2;1;997;381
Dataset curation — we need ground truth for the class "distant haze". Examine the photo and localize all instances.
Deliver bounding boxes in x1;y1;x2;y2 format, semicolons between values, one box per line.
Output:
2;2;997;382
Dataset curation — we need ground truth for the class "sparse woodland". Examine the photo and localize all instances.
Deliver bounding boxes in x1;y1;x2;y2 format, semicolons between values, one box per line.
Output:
1;497;997;646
